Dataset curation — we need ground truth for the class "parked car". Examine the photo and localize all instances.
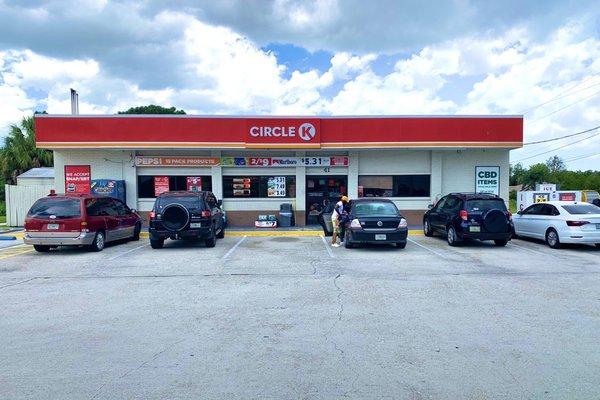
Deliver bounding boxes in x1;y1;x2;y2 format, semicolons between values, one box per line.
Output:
513;201;600;249
148;191;225;249
343;198;408;249
423;193;513;246
24;194;142;252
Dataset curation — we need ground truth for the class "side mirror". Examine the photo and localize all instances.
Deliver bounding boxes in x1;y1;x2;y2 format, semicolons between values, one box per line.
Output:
217;200;223;207
427;204;434;210
130;208;137;213
517;210;522;215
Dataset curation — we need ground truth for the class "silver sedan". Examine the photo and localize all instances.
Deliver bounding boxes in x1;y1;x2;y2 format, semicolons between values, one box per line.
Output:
513;201;600;249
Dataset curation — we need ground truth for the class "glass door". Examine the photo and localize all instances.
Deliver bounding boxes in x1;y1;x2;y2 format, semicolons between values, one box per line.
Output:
306;176;347;225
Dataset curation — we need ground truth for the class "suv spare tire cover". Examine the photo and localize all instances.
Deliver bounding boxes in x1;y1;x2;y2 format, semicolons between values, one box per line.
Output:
482;209;508;233
162;203;190;231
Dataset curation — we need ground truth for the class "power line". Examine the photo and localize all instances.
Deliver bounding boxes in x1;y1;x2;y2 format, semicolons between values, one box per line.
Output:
523;125;600;145
527;88;600;125
518;75;600;114
513;131;600;163
563;152;600;163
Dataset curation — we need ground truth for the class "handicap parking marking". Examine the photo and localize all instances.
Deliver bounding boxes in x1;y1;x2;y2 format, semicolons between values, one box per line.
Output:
0;244;34;261
221;235;247;260
320;236;335;258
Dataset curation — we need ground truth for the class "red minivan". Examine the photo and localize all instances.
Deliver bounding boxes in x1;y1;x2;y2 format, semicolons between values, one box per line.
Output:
24;194;142;252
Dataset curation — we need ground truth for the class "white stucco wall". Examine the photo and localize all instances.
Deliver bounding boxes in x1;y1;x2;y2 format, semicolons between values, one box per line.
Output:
53;150;137;209
440;149;510;202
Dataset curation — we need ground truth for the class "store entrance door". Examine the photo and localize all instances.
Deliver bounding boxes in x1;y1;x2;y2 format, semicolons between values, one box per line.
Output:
306;176;347;225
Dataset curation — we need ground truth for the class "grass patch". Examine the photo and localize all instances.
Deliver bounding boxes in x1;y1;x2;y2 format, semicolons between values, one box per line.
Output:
0;215;6;224
509;198;517;214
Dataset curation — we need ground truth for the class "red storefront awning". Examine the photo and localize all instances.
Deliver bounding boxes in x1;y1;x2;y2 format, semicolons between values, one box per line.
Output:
35;115;523;150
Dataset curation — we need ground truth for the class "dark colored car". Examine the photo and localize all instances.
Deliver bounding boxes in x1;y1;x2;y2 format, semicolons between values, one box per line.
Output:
148;191;225;249
24;194;142;252
343;199;408;249
423;193;513;246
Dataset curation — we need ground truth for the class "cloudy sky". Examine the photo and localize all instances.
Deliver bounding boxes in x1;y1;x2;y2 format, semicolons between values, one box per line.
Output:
0;0;599;169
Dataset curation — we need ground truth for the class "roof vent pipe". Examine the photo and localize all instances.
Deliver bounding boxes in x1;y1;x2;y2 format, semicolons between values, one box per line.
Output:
70;88;79;115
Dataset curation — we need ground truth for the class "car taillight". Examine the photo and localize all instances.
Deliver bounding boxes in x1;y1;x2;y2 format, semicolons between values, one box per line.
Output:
398;218;408;228
567;220;589;227
350;218;361;229
149;211;155;219
460;210;468;221
201;210;211;218
80;221;89;233
507;211;512;220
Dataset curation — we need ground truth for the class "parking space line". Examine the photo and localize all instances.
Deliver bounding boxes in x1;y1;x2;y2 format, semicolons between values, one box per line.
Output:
407;237;447;258
0;245;33;260
221;236;247;260
508;242;552;257
320;236;335;258
107;243;150;261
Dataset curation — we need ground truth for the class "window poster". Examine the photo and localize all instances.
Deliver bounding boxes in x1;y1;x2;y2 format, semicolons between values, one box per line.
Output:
232;178;251;196
267;177;286;197
154;176;170;197
186;177;202;192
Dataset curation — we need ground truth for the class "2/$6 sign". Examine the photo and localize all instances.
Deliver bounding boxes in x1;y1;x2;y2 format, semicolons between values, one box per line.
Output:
475;166;500;195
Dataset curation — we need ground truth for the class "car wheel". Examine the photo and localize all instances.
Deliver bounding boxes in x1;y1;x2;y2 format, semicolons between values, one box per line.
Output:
88;231;105;252
205;228;217;248
546;229;561;249
423;219;433;237
447;226;459;247
150;238;164;249
494;239;508;247
132;223;141;241
396;241;407;249
33;245;50;253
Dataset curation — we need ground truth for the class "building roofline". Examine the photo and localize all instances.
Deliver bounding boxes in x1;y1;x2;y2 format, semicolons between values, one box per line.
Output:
35;114;524;119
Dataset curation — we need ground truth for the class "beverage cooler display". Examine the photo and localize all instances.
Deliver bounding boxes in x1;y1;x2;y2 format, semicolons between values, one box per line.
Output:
91;179;126;203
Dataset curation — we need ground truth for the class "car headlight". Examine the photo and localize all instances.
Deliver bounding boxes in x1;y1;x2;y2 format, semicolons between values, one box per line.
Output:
398;218;407;228
350;218;361;229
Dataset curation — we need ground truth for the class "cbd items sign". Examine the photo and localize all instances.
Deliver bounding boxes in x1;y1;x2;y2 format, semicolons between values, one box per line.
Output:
475;166;500;195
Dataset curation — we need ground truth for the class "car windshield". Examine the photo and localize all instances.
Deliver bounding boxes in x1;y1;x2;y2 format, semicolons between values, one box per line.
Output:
157;196;205;210
466;199;507;212
561;204;600;215
28;198;81;218
354;202;398;216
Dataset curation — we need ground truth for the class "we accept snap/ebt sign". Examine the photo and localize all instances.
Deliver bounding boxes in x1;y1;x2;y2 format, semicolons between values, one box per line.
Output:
245;118;321;148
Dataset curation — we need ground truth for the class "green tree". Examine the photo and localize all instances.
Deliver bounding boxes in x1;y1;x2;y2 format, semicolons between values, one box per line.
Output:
509;162;526;186
0;115;54;184
118;105;186;114
522;163;551;190
546;155;565;174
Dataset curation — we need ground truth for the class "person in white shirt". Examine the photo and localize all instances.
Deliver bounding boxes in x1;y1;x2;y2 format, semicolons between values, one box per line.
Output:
331;195;349;247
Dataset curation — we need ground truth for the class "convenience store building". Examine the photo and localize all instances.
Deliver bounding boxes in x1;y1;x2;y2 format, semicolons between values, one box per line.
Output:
34;115;523;226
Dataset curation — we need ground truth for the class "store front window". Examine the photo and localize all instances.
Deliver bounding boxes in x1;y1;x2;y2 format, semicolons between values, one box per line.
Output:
223;176;296;198
358;175;430;197
137;176;213;198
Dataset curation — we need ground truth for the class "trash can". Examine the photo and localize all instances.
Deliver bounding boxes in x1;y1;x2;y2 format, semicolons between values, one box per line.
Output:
279;203;294;227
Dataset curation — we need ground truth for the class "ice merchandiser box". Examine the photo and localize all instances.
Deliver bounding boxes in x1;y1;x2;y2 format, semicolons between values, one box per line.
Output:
90;179;126;203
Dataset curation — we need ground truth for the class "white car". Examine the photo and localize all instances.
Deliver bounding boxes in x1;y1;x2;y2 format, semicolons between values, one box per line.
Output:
513;201;600;249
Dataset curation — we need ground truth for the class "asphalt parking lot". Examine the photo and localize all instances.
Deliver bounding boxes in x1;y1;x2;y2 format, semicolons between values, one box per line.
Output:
1;234;600;399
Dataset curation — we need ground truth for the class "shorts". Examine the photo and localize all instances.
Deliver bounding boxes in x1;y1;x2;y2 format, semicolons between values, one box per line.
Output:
331;214;340;235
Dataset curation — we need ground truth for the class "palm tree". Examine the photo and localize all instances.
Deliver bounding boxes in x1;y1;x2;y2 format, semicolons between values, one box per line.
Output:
0;115;53;184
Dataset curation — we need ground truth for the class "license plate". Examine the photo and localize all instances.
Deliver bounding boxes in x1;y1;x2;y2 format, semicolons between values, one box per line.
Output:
47;224;59;230
375;234;387;240
470;226;481;232
190;223;202;228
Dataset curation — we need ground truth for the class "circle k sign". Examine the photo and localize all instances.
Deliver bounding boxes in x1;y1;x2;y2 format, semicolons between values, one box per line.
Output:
246;119;320;148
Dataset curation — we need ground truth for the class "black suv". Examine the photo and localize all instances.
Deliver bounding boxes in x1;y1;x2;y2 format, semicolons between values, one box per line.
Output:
149;191;225;249
423;193;513;246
